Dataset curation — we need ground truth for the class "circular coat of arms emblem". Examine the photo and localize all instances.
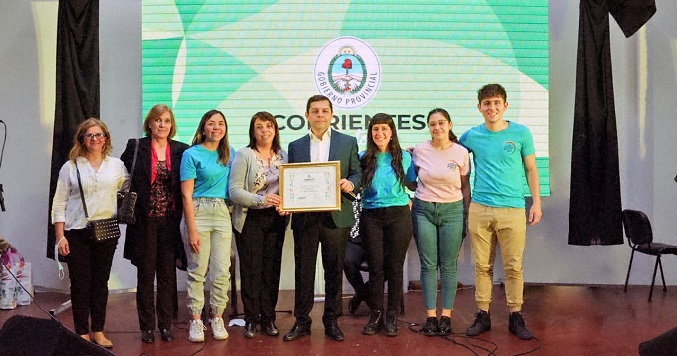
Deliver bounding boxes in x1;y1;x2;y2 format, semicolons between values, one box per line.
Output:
314;36;381;109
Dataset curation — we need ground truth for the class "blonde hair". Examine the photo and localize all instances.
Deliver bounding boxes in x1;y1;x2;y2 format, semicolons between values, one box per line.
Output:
68;117;113;161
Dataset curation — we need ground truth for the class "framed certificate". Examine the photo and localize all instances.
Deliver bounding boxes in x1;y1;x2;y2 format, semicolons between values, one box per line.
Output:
279;161;342;212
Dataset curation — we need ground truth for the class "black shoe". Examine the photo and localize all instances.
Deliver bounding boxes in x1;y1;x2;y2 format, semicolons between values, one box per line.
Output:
261;321;279;336
438;316;452;336
421;317;438;336
324;320;344;341
384;310;399;337
141;330;154;343
362;310;383;335
466;310;491;337
160;328;174;342
283;324;311;342
244;323;257;339
348;295;362;314
508;312;533;340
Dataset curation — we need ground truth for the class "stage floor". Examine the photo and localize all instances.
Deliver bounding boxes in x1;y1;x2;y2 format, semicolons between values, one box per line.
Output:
1;284;675;355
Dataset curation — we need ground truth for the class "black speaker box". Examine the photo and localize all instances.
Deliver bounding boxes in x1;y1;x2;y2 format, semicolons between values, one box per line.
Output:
639;326;677;356
0;315;113;356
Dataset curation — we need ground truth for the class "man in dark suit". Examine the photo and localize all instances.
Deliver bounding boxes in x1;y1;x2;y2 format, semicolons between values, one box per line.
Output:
283;95;361;342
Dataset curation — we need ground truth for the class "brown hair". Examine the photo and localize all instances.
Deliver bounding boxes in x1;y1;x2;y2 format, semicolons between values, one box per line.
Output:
427;108;458;143
477;83;507;103
247;111;281;153
143;104;177;138
191;109;231;165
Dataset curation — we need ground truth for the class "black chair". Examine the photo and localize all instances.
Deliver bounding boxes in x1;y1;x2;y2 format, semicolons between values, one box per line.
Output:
622;209;677;302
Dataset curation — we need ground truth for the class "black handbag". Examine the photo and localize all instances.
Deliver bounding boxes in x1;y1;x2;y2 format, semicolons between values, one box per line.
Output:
75;162;121;243
86;217;121;243
117;139;139;224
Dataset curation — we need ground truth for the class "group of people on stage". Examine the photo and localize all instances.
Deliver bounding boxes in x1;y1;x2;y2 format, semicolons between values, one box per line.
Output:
49;83;542;348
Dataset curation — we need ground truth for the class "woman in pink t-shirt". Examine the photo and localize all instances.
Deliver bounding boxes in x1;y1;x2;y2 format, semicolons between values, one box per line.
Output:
411;108;470;336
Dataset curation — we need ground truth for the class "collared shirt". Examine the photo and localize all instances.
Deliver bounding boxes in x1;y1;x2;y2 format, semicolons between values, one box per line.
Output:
51;156;129;230
309;129;331;163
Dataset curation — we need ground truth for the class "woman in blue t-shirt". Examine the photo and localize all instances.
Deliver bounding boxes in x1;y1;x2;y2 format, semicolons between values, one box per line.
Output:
360;113;417;337
180;109;235;343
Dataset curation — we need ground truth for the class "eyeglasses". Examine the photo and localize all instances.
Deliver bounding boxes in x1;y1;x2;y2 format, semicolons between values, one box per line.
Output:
83;133;107;140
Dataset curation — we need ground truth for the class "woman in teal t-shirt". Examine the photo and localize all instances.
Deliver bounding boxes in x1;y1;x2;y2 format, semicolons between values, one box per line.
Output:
180;109;234;343
360;113;417;337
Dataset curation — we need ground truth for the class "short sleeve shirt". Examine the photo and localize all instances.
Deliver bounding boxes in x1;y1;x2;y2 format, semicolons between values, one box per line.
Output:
459;122;535;208
180;144;235;199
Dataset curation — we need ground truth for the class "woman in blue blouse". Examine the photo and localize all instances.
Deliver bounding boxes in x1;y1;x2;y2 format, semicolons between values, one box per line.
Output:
360;113;417;337
180;109;235;343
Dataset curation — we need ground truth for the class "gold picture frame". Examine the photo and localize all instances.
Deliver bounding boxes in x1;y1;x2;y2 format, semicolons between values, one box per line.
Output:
279;161;342;212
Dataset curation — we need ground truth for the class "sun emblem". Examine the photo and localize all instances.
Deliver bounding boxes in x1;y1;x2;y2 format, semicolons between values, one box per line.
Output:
339;46;355;55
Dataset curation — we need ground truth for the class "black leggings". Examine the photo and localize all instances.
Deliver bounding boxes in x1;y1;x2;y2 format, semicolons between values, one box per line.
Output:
362;205;412;312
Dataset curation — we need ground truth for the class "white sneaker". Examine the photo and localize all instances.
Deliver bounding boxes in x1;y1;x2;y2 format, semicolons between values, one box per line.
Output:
211;316;229;340
188;319;205;343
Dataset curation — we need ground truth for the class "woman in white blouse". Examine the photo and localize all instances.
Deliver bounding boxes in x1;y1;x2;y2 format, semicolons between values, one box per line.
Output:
52;118;128;348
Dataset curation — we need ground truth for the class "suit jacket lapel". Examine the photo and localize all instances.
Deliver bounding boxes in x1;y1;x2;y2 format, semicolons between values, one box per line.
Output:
328;129;340;161
300;134;312;162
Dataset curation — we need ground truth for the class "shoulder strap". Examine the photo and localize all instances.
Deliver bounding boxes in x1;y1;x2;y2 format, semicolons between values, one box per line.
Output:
75;161;90;220
125;138;140;192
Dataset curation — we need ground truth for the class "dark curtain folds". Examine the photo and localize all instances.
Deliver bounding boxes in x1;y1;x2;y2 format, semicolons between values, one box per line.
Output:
46;0;100;259
569;0;655;246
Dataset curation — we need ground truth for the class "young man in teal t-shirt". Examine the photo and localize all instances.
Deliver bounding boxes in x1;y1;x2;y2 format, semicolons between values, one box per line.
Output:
459;83;542;341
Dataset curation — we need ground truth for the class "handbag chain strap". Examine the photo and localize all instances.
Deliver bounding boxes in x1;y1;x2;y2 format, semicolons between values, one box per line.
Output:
74;161;90;221
124;138;140;193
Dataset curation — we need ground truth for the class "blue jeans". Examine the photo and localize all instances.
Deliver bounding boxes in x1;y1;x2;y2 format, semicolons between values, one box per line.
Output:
412;198;464;310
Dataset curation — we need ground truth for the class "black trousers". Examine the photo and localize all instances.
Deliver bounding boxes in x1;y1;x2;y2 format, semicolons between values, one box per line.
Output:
65;228;117;335
344;239;369;302
136;216;177;331
235;208;286;324
292;212;349;326
362;205;412;312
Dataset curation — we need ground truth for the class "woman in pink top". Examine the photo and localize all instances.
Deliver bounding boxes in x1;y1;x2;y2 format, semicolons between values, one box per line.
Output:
411;108;470;336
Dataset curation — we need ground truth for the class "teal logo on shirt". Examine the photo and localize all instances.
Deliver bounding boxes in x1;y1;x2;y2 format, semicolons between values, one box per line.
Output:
447;161;458;170
503;141;517;155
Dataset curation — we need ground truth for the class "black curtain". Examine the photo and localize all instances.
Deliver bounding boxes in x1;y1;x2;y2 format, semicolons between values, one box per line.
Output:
569;0;655;246
46;0;100;259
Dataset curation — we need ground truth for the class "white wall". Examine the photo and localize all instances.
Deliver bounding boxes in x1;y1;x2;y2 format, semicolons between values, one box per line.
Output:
0;0;675;292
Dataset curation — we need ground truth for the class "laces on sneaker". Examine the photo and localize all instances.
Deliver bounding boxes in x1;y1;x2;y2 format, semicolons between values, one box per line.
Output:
189;319;205;342
211;317;229;340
